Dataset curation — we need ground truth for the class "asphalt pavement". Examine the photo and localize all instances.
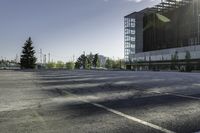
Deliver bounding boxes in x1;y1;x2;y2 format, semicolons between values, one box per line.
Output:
0;70;200;133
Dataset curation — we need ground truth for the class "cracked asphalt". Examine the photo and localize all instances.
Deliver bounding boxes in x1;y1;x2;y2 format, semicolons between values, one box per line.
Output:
0;70;200;133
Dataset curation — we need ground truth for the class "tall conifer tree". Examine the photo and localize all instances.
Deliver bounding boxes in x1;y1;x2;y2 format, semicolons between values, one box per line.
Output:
20;37;37;69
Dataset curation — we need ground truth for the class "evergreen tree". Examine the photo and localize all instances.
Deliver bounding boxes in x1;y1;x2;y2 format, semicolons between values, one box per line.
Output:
20;37;37;69
85;58;90;69
75;54;87;69
75;60;81;69
87;52;94;69
105;58;112;69
93;54;100;68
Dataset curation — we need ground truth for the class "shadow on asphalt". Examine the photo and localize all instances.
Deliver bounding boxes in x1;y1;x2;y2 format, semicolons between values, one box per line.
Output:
35;70;200;133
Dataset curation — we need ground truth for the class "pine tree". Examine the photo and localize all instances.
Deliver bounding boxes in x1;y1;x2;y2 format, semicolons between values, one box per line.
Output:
75;54;87;69
93;54;100;68
20;37;37;69
87;52;94;69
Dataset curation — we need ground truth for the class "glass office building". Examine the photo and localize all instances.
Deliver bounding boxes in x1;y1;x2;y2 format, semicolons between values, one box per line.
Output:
143;0;200;52
124;14;136;63
124;10;145;67
124;0;200;70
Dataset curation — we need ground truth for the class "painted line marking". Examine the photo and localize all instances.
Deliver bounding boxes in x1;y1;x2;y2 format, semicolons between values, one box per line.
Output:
167;93;200;100
63;91;175;133
193;84;200;87
153;91;200;101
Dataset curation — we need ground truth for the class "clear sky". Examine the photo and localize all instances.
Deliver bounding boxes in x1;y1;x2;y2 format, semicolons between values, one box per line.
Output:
0;0;160;62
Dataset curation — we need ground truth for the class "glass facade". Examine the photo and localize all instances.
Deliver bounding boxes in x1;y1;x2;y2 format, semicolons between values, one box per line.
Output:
124;17;136;63
143;0;200;52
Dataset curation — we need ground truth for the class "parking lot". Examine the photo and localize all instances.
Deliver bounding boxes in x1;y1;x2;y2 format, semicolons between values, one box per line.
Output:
0;70;200;133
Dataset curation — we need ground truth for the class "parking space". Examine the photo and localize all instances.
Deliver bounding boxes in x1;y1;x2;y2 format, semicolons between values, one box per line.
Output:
0;70;200;133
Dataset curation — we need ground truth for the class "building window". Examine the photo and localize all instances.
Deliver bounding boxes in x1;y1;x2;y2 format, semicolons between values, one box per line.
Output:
124;17;136;62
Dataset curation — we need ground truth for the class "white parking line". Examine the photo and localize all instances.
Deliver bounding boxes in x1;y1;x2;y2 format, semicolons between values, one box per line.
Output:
64;91;175;133
193;84;200;87
151;91;200;101
167;93;200;100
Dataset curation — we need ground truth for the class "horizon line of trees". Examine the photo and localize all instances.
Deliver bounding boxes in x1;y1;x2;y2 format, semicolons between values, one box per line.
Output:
45;55;125;70
75;53;100;69
18;37;196;72
19;37;125;70
74;53;125;70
